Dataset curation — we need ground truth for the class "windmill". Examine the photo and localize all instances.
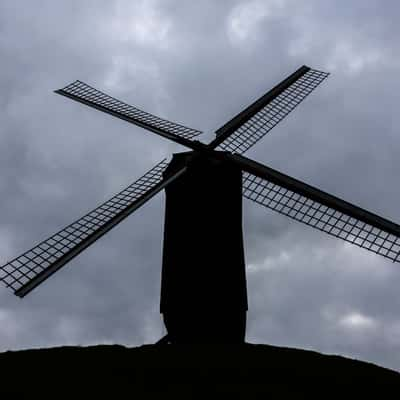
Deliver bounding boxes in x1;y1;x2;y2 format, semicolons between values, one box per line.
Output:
1;65;400;344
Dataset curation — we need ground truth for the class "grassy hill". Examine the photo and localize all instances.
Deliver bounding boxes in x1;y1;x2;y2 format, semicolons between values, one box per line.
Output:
0;343;398;398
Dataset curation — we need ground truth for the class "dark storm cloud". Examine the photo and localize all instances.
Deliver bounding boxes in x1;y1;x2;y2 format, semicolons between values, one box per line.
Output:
1;0;400;371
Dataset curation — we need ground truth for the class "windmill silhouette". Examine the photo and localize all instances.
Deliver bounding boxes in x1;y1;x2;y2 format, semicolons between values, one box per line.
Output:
2;65;400;344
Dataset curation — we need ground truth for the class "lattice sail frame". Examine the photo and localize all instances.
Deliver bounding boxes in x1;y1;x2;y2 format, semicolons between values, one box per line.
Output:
56;80;203;140
0;159;173;296
242;172;400;263
216;69;329;154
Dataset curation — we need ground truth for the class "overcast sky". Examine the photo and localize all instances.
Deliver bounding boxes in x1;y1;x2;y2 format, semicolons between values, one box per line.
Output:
1;0;400;371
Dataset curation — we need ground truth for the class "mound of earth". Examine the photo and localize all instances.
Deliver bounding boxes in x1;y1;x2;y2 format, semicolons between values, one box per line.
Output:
0;343;398;397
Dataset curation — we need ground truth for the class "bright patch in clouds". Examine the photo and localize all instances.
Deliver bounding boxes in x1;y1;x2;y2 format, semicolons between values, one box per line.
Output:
110;0;171;48
248;250;291;272
339;312;376;330
228;0;287;42
327;42;382;75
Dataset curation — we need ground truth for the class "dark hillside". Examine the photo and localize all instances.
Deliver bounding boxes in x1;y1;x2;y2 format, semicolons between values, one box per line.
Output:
0;343;398;398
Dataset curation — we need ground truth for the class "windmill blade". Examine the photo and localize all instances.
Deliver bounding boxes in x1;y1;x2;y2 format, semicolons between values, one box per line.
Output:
228;153;400;263
55;81;204;150
209;66;329;154
0;159;186;298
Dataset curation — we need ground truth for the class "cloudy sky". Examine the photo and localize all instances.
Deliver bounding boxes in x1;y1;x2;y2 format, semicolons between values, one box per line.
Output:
1;0;400;371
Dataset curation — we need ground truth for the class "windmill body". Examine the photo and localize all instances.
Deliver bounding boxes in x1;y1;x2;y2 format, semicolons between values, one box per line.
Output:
2;65;400;345
161;151;247;342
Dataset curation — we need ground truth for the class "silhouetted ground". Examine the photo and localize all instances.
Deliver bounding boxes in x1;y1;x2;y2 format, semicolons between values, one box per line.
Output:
0;343;398;398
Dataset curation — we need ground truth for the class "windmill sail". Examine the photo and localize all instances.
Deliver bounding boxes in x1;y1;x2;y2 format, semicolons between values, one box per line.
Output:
55;81;203;149
209;66;329;154
228;153;400;263
0;159;185;298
